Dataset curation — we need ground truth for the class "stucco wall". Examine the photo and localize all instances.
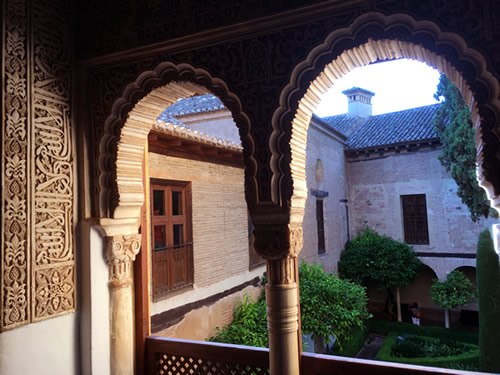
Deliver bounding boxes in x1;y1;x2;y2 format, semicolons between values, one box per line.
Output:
346;148;495;278
179;110;241;145
148;153;265;317
301;122;348;274
156;286;262;340
0;314;78;375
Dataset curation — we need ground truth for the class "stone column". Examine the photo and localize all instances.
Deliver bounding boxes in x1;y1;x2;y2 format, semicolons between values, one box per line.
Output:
105;234;141;375
254;220;303;375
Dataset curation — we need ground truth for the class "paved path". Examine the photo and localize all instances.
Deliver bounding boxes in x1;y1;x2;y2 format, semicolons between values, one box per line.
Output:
355;334;385;359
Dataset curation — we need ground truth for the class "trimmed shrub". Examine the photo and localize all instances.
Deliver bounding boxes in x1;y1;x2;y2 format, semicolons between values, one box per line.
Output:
430;270;476;328
377;332;479;370
391;335;466;358
339;228;421;289
477;229;500;373
368;319;478;344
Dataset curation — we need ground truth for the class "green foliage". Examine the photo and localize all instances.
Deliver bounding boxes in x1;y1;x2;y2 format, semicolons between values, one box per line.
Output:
430;270;476;310
338;228;421;289
299;263;371;348
209;293;268;348
368;318;478;344
476;229;500;373
391;335;467;358
332;325;368;357
210;263;371;350
377;332;479;370
433;74;494;221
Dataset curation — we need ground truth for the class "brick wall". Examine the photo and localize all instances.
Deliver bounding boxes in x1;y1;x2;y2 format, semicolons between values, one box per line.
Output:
300;121;348;274
346;148;495;279
148;152;264;316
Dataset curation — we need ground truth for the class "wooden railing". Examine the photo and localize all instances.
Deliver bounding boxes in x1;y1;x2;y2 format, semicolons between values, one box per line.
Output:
146;336;269;374
301;353;472;375
146;336;476;375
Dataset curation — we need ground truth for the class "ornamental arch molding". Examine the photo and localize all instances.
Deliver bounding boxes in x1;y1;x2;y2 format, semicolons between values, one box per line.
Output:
98;62;256;221
272;12;500;214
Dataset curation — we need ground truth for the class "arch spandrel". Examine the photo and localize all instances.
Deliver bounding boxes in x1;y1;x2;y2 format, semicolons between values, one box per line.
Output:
272;12;500;219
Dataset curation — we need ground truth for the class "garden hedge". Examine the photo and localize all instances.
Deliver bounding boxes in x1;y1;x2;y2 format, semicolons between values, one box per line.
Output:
376;332;479;369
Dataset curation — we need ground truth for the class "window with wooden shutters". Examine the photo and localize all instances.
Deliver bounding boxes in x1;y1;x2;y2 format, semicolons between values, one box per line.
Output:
401;194;429;245
151;179;193;300
316;199;326;254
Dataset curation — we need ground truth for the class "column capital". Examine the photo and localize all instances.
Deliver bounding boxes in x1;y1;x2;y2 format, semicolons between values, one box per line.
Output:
105;234;141;286
253;222;303;260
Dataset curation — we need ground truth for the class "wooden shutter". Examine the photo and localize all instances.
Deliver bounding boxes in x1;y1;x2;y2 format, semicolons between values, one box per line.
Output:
401;194;429;245
316;199;326;254
151;180;193;300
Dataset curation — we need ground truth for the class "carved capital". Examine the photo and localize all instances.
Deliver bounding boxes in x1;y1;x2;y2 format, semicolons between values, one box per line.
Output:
253;223;303;260
105;234;141;286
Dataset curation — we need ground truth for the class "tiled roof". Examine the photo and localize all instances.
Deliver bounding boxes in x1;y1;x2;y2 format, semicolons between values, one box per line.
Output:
320;114;359;137
154;94;241;150
158;94;225;121
152;120;242;152
321;104;441;150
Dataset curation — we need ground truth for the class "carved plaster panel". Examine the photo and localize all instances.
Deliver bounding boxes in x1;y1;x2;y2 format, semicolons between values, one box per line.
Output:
1;0;75;330
2;0;30;330
86;0;500;220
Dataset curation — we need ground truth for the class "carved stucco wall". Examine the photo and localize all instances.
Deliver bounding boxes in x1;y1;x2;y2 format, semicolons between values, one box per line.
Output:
1;0;75;330
84;1;500;226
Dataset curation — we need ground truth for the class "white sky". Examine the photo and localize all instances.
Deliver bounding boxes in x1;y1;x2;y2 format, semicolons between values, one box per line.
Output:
314;59;442;117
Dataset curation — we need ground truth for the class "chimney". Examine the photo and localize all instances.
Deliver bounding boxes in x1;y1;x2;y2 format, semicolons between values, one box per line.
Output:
342;87;375;118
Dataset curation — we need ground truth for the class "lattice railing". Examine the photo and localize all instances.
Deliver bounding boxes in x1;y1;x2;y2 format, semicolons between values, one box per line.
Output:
146;336;475;375
146;336;269;375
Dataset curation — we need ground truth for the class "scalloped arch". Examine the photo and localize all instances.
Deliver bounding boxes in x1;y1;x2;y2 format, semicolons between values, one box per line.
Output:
98;61;256;219
272;12;500;215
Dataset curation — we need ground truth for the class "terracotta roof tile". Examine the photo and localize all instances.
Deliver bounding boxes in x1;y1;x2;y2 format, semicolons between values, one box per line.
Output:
321;104;441;150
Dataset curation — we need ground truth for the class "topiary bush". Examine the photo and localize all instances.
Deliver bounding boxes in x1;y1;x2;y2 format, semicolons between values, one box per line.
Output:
391;335;467;358
368;319;478;344
430;270;476;328
338;228;421;321
338;228;421;288
377;332;479;370
476;229;500;373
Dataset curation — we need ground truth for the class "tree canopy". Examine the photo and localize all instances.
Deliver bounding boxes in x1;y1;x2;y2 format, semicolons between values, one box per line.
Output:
338;228;421;289
299;262;370;346
210;262;370;349
430;270;476;310
433;74;493;221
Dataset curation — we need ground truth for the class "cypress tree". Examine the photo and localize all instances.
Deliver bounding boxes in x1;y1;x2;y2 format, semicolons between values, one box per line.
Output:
477;229;500;372
433;74;495;221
